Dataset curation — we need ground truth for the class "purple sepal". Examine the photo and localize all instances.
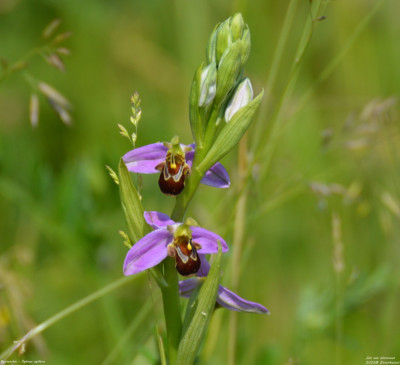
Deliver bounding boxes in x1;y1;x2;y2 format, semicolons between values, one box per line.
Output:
123;142;167;173
186;150;230;188
144;211;175;229
179;278;199;298
178;279;269;314
123;229;172;275
178;256;269;314
192;226;228;253
196;254;210;277
201;163;230;188
217;286;270;314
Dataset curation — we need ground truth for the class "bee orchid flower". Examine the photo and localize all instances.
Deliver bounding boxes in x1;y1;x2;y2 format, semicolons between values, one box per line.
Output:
179;256;269;314
122;137;230;195
123;211;229;277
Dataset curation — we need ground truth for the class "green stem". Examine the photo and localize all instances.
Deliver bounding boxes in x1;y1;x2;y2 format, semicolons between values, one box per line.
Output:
227;137;249;364
160;258;182;365
227;191;248;364
161;169;203;364
0;275;139;361
0;47;42;83
160;89;224;364
172;105;220;221
160;170;204;365
250;0;324;184
102;293;159;365
171;170;203;221
160;124;213;363
197;102;222;163
294;0;385;116
251;0;299;154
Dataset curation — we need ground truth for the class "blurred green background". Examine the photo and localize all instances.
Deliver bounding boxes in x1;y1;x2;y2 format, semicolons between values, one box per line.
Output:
1;0;399;364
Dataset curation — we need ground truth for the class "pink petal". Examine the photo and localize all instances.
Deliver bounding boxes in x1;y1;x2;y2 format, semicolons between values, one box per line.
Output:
123;229;172;275
123;142;167;173
191;226;229;253
217;286;270;314
144;211;176;229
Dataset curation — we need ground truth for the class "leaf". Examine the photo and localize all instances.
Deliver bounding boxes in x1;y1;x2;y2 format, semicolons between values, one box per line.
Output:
118;159;148;243
198;90;263;174
176;245;222;365
206;23;219;64
189;63;204;146
118;160;167;287
156;326;167;365
181;281;201;333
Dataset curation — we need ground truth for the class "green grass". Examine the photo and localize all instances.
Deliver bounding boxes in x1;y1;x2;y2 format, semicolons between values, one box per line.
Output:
1;0;399;364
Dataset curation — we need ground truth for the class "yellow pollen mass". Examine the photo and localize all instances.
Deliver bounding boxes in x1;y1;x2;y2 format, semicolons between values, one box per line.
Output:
187;242;192;251
170;154;177;169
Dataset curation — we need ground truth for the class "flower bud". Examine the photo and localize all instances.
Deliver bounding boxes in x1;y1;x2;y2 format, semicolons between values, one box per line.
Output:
240;28;251;65
224;78;253;122
229;13;245;42
215;19;232;64
214;40;242;104
206;13;251;69
205;13;251;106
206;24;218;64
198;62;217;107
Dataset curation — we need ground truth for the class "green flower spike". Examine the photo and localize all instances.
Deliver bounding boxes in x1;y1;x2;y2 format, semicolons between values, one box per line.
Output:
189;13;253;147
207;13;251;105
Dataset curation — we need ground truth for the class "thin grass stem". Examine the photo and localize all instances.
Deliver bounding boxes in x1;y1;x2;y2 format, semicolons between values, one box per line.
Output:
101;293;159;365
255;0;385;186
227;136;249;365
252;0;299;154
293;0;386;118
0;275;140;361
249;0;324;187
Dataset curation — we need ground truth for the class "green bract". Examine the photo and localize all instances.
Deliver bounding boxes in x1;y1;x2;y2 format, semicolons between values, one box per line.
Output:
215;19;231;63
230;13;246;42
198;90;264;173
176;244;222;365
214;40;242;105
118;158;148;243
118;159;167;287
198;62;217;107
189;63;204;146
225;78;254;122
